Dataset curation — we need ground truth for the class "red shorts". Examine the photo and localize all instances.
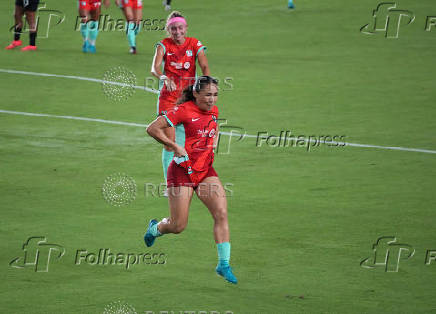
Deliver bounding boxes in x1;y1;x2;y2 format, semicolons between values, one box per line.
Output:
157;98;176;116
119;0;143;9
167;161;218;189
78;0;101;10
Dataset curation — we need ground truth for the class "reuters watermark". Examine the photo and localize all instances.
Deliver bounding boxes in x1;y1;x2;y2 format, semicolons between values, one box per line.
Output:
255;131;346;151
145;182;234;198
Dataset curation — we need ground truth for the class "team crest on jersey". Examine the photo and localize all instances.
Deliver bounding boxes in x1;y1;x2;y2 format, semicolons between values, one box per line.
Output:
186;50;193;57
212;115;217;122
184;62;190;69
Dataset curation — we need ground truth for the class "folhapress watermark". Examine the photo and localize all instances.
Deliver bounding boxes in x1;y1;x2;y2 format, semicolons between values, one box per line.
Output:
75;15;165;32
9;3;65;39
361;236;436;272
10;237;166;272
361;2;436;38
256;131;346;151
9;236;65;272
75;249;166;270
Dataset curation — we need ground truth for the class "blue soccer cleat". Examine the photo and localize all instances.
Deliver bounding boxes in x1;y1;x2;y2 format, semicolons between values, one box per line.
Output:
82;41;88;53
144;219;158;247
216;265;238;284
88;44;96;53
288;0;295;9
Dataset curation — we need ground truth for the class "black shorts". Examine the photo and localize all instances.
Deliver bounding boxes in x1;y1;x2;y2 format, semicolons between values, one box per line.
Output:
15;0;40;11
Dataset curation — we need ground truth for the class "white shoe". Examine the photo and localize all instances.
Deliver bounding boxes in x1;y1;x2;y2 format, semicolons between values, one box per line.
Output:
164;4;171;11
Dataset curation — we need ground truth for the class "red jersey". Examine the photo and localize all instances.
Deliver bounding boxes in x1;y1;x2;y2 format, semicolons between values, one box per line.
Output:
157;37;206;105
164;101;218;172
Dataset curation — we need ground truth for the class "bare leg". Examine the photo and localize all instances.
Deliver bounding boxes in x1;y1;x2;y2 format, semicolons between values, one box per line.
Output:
158;186;193;234
14;5;24;29
196;176;229;243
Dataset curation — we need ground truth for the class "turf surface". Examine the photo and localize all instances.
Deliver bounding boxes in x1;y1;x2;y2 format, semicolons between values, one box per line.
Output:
1;0;436;313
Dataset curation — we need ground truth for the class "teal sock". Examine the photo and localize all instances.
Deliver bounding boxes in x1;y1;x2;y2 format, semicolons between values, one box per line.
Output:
88;21;99;45
80;22;89;42
126;22;136;47
217;242;231;268
162;148;174;181
150;222;162;237
134;23;140;36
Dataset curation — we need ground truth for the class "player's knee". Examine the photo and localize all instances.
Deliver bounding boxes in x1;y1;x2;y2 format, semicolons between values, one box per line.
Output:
172;221;187;234
213;207;228;222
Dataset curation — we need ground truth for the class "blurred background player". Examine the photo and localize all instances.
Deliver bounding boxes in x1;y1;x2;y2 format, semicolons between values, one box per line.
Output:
288;0;295;9
5;0;40;51
79;0;110;53
151;11;210;195
116;0;143;54
145;76;238;284
162;0;171;11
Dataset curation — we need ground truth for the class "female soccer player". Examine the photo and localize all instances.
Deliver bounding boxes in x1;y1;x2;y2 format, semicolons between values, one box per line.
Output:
115;0;142;54
5;0;40;51
78;0;110;53
145;76;237;284
151;11;210;189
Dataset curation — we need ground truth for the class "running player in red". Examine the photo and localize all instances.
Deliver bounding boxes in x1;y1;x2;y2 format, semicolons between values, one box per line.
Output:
115;0;142;54
78;0;109;53
145;76;237;284
151;11;210;192
5;0;40;51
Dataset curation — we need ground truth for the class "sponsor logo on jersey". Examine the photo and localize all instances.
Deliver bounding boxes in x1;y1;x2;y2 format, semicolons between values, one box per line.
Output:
170;61;183;69
186;50;193;57
197;128;216;138
192;118;200;122
197;41;202;46
184;62;190;69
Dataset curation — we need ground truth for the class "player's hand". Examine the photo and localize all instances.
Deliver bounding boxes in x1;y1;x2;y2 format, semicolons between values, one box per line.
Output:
114;0;121;7
173;144;187;157
104;0;111;8
164;78;177;92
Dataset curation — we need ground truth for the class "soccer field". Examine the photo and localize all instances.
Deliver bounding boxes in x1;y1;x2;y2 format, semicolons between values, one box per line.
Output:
1;0;436;313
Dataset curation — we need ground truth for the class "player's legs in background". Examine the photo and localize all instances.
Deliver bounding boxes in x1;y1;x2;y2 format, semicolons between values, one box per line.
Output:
5;5;24;49
132;5;142;53
288;0;295;9
163;0;171;11
196;176;237;284
21;10;37;50
87;7;101;53
144;185;193;247
122;6;136;53
79;9;90;52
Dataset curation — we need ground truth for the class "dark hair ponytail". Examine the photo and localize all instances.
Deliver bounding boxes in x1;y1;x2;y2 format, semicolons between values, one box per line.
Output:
177;76;218;104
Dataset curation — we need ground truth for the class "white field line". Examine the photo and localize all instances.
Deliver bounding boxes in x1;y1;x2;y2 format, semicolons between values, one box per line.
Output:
0;68;160;94
1;109;435;155
0;69;435;155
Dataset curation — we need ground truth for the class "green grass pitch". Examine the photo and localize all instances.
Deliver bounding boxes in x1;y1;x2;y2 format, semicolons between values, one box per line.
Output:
1;0;436;313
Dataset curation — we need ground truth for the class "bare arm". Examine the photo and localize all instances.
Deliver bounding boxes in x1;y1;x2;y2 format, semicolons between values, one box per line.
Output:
151;45;177;91
213;123;219;150
146;116;187;156
197;50;210;76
